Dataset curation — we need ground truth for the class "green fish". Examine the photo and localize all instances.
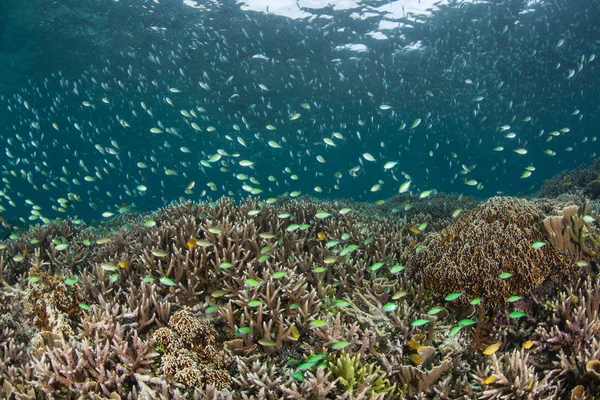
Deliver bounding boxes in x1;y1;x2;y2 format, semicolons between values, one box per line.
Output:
159;276;177;286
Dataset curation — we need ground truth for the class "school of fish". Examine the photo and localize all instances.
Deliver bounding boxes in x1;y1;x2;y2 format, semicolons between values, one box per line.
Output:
0;0;598;224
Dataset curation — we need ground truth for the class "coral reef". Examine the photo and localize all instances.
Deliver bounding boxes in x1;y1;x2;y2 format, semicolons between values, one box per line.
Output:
0;194;597;399
30;307;160;398
475;349;558;399
584;180;600;200
370;192;480;234
532;276;600;397
537;158;600;199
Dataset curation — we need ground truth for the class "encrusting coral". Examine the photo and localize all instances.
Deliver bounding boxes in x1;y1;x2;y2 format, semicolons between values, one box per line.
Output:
0;192;599;399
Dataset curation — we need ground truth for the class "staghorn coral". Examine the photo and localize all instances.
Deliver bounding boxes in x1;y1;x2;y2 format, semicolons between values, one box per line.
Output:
432;374;475;399
475;349;558;399
403;196;577;307
0;219;83;284
532;275;600;396
555;339;600;398
232;357;286;399
284;366;337;400
0;275;37;398
3;197;407;398
0;325;36;399
535;276;600;351
31;320;159;398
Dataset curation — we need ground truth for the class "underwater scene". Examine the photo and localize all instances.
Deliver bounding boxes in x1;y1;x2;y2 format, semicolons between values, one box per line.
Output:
1;0;600;398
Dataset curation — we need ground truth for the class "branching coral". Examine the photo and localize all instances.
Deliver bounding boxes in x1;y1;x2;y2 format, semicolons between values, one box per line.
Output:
283;367;339;399
31;320;159;398
535;277;600;351
0;326;36;399
475;349;558;399
233;357;286;399
533;276;600;396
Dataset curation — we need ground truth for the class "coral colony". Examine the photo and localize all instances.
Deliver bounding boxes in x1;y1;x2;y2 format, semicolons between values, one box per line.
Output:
1;160;600;399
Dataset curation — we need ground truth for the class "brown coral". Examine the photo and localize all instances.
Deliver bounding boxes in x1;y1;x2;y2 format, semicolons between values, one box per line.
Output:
153;327;183;354
543;204;581;256
154;309;231;390
169;309;216;350
403;197;577;307
27;267;83;337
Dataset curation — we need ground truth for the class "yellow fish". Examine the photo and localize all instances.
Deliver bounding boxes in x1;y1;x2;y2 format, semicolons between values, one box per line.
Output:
482;342;501;355
407;340;422;350
409;226;422;235
522;340;534;349
290;325;300;339
409;354;422;365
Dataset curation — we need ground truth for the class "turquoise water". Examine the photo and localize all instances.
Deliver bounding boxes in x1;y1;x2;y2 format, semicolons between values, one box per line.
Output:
0;0;599;224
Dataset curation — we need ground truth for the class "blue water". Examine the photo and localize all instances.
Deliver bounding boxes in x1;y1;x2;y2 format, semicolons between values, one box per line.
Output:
0;0;599;224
